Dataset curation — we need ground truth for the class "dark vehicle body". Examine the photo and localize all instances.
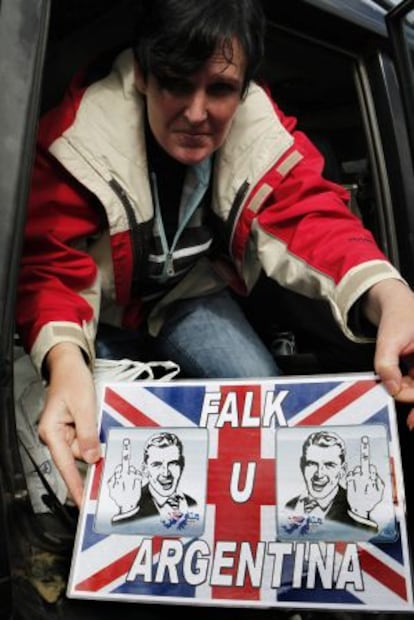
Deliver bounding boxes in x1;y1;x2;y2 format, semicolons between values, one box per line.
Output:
1;0;414;617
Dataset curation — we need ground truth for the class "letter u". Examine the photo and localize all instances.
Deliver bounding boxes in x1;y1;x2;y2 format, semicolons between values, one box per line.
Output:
230;462;256;502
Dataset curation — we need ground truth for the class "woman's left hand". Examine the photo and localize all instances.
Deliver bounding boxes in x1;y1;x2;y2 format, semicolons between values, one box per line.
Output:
363;279;414;427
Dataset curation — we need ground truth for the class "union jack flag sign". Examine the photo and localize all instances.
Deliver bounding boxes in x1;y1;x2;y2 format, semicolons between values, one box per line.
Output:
67;372;414;612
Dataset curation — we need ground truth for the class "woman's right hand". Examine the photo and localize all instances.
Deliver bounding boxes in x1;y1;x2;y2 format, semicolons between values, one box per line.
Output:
39;342;102;507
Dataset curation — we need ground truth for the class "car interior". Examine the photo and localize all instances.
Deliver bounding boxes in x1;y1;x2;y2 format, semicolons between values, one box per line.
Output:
5;0;414;617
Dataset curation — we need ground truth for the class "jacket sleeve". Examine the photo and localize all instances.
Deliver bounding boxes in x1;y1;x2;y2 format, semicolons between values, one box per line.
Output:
247;101;404;341
16;143;104;373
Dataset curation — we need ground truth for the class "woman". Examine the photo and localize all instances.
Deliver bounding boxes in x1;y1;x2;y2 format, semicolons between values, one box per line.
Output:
17;0;414;507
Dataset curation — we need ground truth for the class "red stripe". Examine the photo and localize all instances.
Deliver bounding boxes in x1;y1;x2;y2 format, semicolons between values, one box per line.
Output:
336;542;407;601
105;387;159;426
90;459;103;501
75;537;165;592
208;384;271;601
75;548;139;592
359;547;407;600
298;381;377;426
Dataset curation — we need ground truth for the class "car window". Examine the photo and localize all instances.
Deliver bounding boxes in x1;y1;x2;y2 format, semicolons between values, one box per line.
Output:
263;14;395;262
385;0;414;162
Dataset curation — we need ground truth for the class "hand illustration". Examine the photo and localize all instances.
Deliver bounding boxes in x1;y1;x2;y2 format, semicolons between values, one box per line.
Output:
346;436;385;519
108;438;143;516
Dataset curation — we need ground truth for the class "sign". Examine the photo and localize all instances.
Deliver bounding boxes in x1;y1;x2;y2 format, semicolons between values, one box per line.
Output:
67;373;414;612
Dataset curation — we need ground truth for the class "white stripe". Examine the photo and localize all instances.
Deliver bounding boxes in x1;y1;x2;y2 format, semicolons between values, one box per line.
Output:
148;238;213;263
69;532;143;584
288;380;387;427
102;382;197;427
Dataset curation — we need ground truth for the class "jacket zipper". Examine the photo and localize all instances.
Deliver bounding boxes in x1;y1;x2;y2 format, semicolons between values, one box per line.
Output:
109;178;150;298
227;180;250;259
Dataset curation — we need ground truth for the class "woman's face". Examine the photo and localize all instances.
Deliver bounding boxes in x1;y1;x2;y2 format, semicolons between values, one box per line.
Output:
135;38;246;165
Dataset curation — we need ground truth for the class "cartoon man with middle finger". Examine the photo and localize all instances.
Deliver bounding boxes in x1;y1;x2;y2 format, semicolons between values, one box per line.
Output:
285;431;384;531
108;431;199;524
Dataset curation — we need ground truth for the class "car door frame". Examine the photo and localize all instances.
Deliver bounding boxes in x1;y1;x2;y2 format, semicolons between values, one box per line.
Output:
0;0;51;616
382;0;414;282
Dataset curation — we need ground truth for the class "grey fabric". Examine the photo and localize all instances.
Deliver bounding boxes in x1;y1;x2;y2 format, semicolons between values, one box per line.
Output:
14;349;67;513
13;348;180;513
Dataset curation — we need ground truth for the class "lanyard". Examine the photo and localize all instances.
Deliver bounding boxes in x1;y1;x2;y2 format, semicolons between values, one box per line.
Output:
150;157;212;282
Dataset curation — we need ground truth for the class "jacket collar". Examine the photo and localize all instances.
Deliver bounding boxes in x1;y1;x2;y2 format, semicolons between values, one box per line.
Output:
49;49;294;228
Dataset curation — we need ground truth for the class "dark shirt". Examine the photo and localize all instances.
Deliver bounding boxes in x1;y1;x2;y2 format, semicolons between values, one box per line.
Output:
286;486;378;531
112;483;198;524
142;120;214;304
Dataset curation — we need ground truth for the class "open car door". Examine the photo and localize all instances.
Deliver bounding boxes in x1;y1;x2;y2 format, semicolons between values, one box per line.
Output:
0;0;50;617
385;0;414;271
386;0;414;157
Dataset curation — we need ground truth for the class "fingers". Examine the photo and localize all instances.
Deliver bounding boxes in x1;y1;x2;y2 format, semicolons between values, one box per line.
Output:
360;435;370;477
40;348;102;507
121;438;131;474
39;416;88;508
48;438;86;507
365;280;414;397
375;347;414;429
75;409;101;465
374;339;402;397
374;336;414;431
369;463;384;490
67;374;101;464
47;342;101;463
407;408;414;430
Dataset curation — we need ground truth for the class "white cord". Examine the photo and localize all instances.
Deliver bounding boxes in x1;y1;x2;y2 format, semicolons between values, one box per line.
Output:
93;358;180;383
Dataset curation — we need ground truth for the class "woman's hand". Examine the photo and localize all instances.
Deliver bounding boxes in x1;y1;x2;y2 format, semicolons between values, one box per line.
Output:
363;279;414;427
39;342;101;507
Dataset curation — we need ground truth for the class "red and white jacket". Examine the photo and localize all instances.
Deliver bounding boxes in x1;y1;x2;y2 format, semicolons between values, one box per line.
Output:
16;49;402;373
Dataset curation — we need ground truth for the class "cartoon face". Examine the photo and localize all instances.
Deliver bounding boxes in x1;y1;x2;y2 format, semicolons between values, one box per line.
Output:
145;444;183;499
302;444;345;501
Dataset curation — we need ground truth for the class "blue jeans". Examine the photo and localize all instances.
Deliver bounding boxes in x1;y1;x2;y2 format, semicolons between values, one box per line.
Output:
96;289;280;379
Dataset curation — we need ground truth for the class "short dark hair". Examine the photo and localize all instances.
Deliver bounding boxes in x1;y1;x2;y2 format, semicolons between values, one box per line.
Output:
143;431;185;468
300;431;346;470
133;0;265;97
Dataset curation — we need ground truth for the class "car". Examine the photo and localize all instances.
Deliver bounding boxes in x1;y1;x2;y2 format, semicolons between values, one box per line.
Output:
1;0;414;617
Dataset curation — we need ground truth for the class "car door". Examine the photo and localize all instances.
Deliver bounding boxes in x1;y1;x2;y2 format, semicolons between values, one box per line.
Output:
385;0;414;274
0;0;50;617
